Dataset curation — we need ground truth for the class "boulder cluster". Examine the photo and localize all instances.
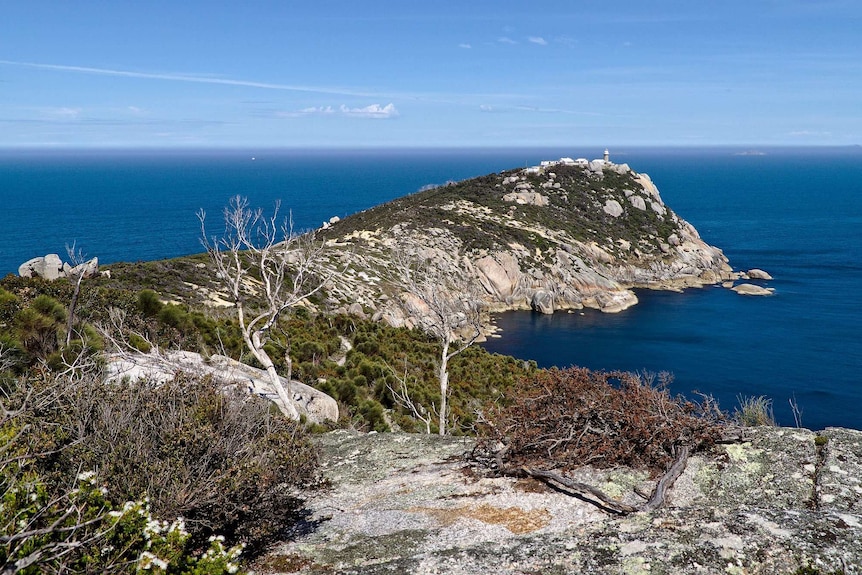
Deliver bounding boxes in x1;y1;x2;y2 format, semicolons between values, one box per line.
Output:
18;253;101;280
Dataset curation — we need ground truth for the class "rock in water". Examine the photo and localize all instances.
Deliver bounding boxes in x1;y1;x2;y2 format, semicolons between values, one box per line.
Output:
747;268;773;280
733;283;774;296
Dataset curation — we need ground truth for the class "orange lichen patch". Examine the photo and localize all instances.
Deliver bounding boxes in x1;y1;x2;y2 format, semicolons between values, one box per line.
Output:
412;504;551;535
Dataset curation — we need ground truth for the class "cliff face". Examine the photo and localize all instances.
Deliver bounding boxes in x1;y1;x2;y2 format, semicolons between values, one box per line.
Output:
318;160;736;322
263;428;862;575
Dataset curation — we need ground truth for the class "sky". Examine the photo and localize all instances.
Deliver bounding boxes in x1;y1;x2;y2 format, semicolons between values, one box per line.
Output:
1;1;860;148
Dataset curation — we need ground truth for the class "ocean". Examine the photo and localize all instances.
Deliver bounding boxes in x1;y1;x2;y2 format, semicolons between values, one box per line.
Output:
1;146;860;429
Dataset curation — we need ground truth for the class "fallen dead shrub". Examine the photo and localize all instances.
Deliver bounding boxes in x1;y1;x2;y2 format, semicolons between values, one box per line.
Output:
478;367;727;476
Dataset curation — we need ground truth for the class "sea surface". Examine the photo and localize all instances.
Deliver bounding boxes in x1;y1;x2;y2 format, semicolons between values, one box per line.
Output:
1;146;861;429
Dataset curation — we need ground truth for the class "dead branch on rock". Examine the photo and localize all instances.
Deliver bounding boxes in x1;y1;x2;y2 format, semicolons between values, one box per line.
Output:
474;367;727;514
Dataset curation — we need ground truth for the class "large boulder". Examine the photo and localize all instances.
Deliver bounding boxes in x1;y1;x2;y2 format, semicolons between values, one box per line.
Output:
603;199;623;218
18;257;43;278
475;253;521;300
628;195;647;211
69;257;100;278
530;290;554;315
18;253;98;280
106;350;339;424
41;254;64;280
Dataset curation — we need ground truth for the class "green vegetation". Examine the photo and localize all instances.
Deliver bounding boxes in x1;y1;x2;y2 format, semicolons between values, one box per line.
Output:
734;394;777;427
2;370;299;573
320;164;683;262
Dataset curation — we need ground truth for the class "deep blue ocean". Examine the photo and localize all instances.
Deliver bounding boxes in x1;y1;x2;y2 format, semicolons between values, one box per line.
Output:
1;146;860;430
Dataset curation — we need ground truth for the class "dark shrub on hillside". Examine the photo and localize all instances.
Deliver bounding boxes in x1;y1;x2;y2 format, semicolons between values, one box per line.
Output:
480;367;726;475
136;288;165;317
28;372;320;553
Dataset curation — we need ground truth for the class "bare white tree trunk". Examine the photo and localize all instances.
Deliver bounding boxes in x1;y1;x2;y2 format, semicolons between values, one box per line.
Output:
438;340;450;436
199;195;333;421
390;241;484;435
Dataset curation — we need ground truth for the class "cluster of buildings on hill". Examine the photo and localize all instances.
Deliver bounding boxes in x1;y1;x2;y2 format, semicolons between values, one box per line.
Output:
525;149;619;175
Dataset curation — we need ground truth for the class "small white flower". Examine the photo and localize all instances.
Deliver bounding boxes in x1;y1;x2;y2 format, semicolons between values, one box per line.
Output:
138;551;169;571
168;517;187;536
76;470;96;483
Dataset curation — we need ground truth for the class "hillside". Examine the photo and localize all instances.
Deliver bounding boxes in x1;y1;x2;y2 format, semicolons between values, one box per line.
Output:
316;156;737;323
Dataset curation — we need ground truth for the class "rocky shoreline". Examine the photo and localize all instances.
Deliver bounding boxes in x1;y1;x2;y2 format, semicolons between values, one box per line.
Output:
314;156;774;332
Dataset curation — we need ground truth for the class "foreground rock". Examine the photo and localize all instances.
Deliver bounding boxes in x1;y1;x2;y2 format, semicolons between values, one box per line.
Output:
106;350;338;423
265;428;862;574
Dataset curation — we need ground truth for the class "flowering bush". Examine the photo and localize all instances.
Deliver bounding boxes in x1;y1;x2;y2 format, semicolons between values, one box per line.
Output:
1;456;245;574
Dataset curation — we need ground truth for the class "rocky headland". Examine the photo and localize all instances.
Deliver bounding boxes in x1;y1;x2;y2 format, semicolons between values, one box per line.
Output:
313;155;770;329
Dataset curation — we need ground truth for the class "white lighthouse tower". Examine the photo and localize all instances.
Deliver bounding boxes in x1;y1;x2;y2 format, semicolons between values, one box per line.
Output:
603;148;609;163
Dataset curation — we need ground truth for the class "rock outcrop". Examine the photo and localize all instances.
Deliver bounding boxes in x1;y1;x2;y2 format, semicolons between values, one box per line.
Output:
314;158;739;327
19;254;99;280
106;350;338;424
266;428;862;574
747;268;774;280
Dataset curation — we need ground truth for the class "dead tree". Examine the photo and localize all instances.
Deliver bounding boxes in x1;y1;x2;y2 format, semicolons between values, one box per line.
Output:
63;242;87;348
199;195;331;421
390;243;484;435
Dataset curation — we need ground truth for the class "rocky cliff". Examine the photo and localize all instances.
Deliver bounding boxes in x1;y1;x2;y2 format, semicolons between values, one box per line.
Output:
317;158;739;323
262;428;862;574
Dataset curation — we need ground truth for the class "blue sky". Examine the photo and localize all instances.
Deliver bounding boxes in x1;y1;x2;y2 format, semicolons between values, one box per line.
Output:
1;1;860;148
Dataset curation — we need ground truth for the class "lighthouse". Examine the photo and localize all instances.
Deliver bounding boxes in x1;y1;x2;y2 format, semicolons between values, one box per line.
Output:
603;148;609;163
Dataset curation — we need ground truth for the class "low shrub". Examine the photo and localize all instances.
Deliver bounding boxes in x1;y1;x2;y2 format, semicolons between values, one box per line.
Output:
734;395;776;427
1;374;251;574
17;371;320;555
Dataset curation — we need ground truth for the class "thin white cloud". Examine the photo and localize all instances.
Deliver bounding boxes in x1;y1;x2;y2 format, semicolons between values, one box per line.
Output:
789;130;832;137
459;43;472;49
276;103;398;119
0;59;378;98
528;37;548;46
47;107;82;119
498;37;517;45
479;105;494;112
340;103;398;118
276;106;337;118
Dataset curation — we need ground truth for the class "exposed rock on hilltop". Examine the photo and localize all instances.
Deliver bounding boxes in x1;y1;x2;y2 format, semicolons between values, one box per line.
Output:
317;158;737;321
266;428;862;574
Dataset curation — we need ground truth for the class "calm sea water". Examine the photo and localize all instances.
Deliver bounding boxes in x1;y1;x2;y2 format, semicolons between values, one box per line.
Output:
2;146;861;429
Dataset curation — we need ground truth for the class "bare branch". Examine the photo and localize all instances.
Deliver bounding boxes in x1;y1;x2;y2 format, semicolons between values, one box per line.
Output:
388;239;485;435
200;195;337;421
